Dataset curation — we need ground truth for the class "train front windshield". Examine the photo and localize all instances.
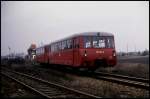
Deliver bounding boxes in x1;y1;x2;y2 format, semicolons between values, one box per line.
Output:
84;36;114;48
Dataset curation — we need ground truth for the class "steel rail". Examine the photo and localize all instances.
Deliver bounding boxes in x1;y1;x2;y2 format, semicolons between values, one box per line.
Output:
2;65;149;91
95;72;149;83
1;73;50;98
91;75;149;90
28;66;150;90
1;68;102;98
89;72;149;90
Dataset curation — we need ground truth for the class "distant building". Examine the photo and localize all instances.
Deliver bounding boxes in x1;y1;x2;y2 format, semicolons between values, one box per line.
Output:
117;50;149;57
27;44;36;61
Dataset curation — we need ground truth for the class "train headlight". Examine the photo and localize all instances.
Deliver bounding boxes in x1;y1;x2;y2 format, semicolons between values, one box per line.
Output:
113;52;116;56
84;50;87;57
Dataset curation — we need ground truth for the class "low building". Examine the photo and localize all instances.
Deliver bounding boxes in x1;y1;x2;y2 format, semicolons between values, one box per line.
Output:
27;44;36;61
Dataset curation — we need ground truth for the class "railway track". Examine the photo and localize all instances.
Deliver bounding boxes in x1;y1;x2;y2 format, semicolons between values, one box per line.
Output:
95;72;149;83
1;68;102;98
32;65;149;90
2;64;149;94
88;72;149;90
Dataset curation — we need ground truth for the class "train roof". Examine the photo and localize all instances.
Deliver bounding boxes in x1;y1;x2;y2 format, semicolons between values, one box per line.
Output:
74;32;114;36
35;32;114;48
50;32;114;44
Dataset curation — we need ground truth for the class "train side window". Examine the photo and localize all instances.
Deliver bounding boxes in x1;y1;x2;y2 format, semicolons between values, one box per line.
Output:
55;43;58;52
69;40;72;49
51;45;52;52
70;40;72;49
106;37;114;48
66;40;69;49
56;43;57;51
53;44;54;52
107;39;111;48
67;39;72;49
93;37;99;48
53;44;55;52
42;47;44;54
39;48;41;54
52;44;54;52
99;39;105;48
43;47;45;53
41;48;43;54
64;41;67;49
60;42;62;50
54;44;56;52
56;43;58;52
41;48;42;54
38;48;40;55
57;42;59;51
58;42;60;51
37;49;38;55
51;44;54;52
58;42;61;51
54;43;56;52
60;42;61;50
62;41;67;50
62;41;65;50
84;36;91;48
51;44;53;52
40;48;41;54
49;45;51;52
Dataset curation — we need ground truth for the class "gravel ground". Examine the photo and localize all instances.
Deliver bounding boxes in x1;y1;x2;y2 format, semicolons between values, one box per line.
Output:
7;63;149;98
97;63;149;79
117;55;149;64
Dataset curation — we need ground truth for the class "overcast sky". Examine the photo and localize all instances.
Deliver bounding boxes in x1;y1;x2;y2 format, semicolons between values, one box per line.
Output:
1;1;149;56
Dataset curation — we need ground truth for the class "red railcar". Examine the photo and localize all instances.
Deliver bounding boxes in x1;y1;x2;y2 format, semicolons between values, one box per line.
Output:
35;32;117;70
35;45;49;64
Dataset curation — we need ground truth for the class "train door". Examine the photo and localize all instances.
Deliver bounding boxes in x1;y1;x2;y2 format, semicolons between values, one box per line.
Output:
73;37;79;66
44;46;49;63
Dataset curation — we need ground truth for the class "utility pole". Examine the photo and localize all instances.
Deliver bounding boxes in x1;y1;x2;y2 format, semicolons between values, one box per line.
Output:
134;44;136;52
127;43;128;56
8;46;11;59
